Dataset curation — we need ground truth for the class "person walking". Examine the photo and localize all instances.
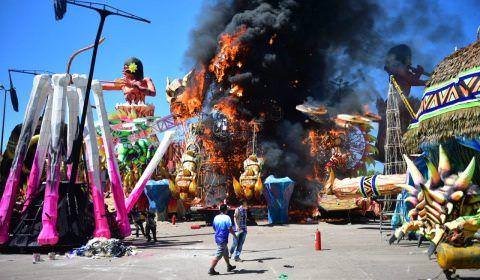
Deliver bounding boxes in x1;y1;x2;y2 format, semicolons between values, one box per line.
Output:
130;207;146;238
209;204;237;275
145;211;157;242
230;200;248;262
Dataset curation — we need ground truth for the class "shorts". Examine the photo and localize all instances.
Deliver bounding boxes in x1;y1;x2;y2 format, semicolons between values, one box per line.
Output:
215;242;228;259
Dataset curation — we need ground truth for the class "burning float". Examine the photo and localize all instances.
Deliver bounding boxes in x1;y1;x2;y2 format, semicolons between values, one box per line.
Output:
300;107;377;215
160;11;421;223
296;101;402;218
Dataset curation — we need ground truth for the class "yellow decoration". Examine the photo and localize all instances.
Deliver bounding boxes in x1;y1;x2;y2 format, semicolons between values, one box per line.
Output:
128;62;138;73
437;243;480;269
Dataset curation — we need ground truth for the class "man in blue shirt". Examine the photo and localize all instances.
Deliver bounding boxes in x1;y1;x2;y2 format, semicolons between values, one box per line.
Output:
209;204;237;275
230;200;248;261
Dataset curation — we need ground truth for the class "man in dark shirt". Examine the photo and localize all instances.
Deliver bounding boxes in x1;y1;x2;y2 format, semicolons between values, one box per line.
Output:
230;200;248;261
209;204;237;275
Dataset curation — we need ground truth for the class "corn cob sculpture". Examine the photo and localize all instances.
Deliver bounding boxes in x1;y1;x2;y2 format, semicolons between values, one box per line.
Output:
233;154;264;201
169;142;199;201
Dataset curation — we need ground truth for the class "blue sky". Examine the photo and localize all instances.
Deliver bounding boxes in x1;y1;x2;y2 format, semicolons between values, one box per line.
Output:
0;1;479;151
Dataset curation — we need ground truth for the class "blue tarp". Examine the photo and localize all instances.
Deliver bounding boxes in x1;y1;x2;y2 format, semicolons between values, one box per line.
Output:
391;190;409;228
263;176;295;224
144;180;171;213
456;136;480;152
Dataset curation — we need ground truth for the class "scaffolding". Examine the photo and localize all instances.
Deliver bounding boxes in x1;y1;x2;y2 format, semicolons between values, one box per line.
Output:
384;77;406;175
379;77;407;235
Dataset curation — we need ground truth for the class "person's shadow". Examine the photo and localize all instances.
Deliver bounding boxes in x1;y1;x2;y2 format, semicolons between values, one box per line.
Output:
242;257;282;262
233;269;268;274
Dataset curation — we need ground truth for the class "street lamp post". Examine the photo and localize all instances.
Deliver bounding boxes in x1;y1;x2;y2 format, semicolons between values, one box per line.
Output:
1;69;52;153
0;85;7;152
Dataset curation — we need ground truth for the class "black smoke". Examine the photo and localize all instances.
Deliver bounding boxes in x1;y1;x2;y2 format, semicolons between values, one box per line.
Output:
184;0;466;207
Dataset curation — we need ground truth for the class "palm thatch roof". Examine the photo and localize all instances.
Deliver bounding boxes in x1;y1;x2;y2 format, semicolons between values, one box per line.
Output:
404;108;480;153
426;40;480;87
404;40;480;153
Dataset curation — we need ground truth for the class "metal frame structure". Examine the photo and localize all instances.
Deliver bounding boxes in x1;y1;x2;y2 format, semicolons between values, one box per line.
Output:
380;77;407;236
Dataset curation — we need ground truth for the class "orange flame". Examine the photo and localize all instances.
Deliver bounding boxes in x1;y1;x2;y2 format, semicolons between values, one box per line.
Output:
305;130;320;157
209;25;248;83
214;97;238;121
201;26;250;174
304;128;349;180
170;25;255;179
268;34;277;45
229;84;243;97
199;125;245;175
172;66;206;122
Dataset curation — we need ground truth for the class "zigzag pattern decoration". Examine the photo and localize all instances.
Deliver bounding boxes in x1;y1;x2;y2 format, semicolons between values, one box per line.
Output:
418;70;480;119
359;175;379;198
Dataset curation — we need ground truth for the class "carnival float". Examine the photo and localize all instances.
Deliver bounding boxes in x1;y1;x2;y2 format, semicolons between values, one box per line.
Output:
0;45;173;248
389;36;480;277
295;101;387;216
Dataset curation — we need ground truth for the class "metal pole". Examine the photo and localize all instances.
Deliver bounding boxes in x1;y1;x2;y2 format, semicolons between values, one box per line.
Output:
58;2;149;186
68;11;108;186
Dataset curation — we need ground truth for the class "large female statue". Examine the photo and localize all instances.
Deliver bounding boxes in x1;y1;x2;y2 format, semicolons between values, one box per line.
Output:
100;57;159;194
102;57;156;104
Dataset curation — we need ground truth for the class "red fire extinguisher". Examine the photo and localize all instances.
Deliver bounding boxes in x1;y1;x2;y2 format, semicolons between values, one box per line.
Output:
171;214;176;225
315;229;321;251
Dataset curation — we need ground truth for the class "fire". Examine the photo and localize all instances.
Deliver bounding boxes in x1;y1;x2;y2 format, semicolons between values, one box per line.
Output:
199;124;245;175
172;66;206;122
213;97;238;121
304;128;349;180
362;104;382;122
268;34;277;45
209;25;248;83
229;84;243;97
306;130;320;156
305;129;341;157
168;25;254;184
304;130;324;179
201;128;223;163
194;26;253;176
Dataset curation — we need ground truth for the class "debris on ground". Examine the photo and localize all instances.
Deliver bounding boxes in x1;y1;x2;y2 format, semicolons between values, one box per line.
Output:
67;238;138;258
47;252;60;260
278;273;289;280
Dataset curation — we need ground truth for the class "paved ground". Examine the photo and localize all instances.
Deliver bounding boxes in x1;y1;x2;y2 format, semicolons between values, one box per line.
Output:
0;220;479;280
